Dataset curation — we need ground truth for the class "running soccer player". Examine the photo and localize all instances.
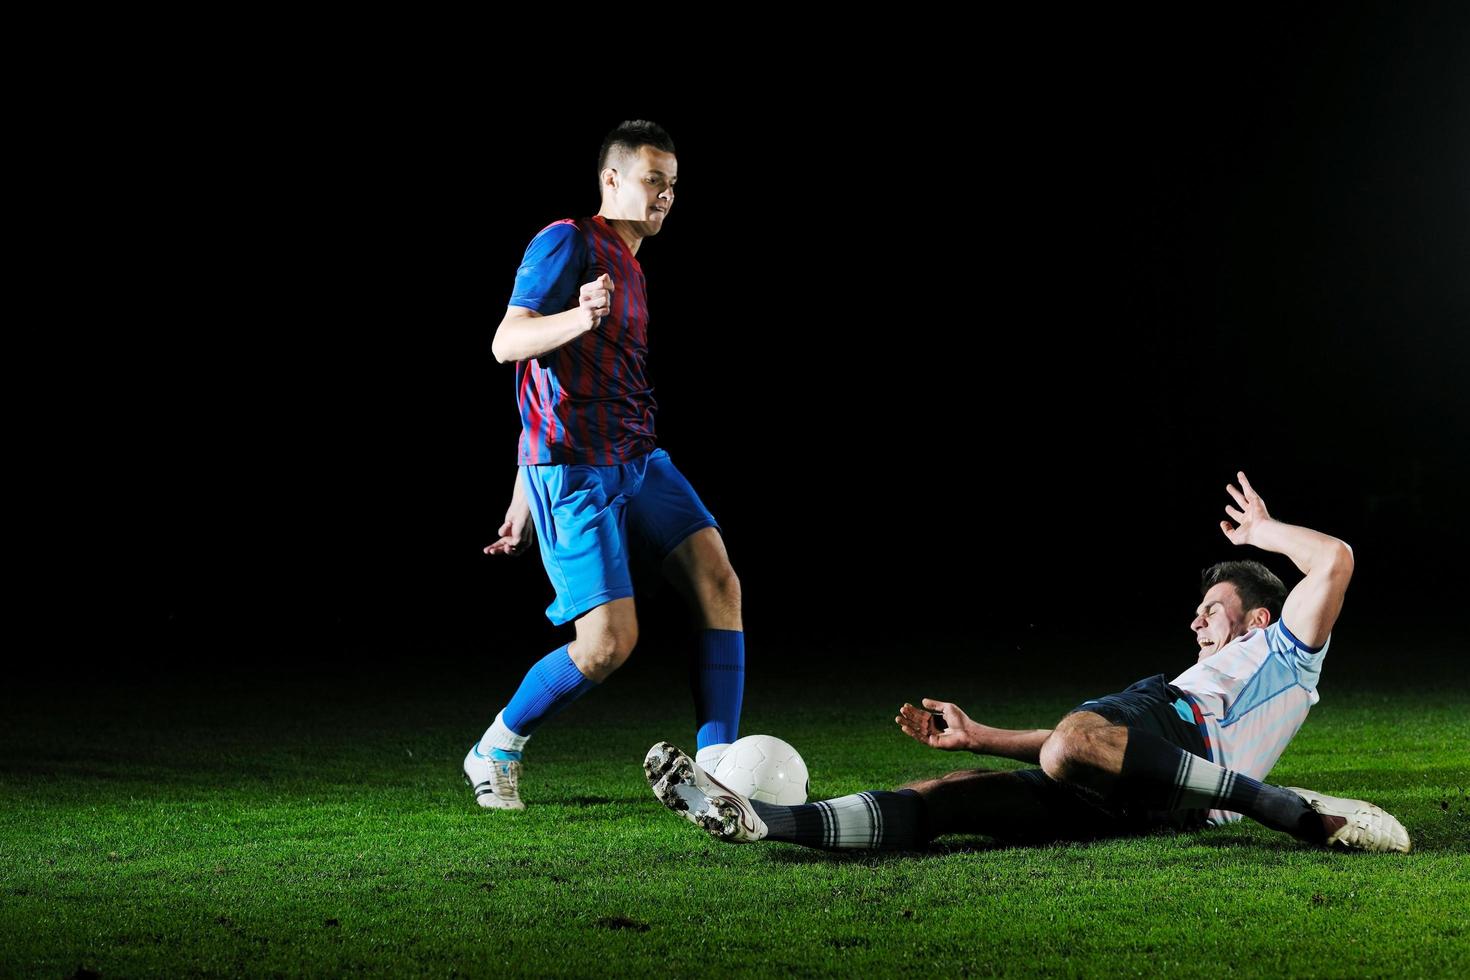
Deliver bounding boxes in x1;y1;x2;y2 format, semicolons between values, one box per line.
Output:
466;120;745;810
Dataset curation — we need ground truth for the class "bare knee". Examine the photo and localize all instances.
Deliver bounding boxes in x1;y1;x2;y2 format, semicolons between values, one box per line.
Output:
1039;720;1114;786
570;606;638;682
570;626;637;681
701;565;741;617
1038;730;1078;782
680;561;742;630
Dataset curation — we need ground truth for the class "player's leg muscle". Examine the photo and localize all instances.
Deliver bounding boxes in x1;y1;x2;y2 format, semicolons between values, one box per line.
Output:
569;597;639;682
664;527;742;630
1039;711;1127;793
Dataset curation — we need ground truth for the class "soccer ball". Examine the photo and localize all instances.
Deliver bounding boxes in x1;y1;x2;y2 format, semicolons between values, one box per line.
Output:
712;734;809;805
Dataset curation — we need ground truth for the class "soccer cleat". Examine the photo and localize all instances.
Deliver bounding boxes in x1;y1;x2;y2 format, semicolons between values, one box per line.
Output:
1287;787;1411;853
464;745;525;810
644;741;768;843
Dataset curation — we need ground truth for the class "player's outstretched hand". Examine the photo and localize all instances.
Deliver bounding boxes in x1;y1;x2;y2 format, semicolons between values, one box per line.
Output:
579;273;615;330
484;503;536;557
1221;470;1273;546
896;699;975;751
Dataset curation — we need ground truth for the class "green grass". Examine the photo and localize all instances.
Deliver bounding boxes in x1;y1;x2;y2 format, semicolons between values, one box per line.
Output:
3;648;1467;977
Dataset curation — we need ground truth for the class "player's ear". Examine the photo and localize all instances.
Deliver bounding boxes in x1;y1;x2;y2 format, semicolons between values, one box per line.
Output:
600;167;618;193
1247;607;1271;630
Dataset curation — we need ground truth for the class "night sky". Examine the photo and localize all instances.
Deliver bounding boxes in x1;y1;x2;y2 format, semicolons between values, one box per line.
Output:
68;8;1467;682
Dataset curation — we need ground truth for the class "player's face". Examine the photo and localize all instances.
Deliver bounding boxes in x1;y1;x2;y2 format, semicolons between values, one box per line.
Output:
1190;582;1251;662
608;145;677;235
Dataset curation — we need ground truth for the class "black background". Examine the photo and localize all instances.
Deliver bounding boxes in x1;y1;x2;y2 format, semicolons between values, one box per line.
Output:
57;7;1467;684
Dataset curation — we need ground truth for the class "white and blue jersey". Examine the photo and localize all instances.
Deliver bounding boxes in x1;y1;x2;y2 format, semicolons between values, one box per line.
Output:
1170;620;1328;826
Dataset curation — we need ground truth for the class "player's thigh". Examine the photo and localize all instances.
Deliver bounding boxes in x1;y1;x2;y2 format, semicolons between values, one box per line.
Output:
625;449;719;564
1054;710;1112;734
1064;674;1206;757
662;526;735;592
523;463;637;626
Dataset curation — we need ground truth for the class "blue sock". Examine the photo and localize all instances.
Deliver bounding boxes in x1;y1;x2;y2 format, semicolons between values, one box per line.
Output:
692;629;744;752
493;645;596;754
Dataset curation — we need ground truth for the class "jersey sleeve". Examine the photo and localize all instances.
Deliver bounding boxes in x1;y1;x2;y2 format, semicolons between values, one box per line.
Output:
508;222;586;315
1267;619;1329;692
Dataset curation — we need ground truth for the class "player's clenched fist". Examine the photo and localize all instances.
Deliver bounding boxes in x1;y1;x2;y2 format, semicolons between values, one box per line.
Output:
580;273;615;330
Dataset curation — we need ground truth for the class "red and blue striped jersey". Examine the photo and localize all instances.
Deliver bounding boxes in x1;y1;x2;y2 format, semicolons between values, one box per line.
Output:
507;216;657;465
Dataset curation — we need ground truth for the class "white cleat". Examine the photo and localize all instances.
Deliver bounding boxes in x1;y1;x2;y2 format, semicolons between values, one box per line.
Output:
464;745;525;810
1288;787;1411;853
644;741;768;843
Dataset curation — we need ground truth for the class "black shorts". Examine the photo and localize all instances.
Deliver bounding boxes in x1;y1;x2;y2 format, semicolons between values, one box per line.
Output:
1010;674;1210;841
1070;673;1207;756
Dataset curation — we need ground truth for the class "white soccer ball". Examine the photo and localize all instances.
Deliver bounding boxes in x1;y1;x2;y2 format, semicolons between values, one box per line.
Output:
712;734;809;805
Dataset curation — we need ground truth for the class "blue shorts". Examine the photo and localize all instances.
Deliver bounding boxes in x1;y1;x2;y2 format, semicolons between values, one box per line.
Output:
521;449;719;626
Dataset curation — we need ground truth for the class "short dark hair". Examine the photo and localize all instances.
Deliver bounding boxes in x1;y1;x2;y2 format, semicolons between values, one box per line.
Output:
597;120;676;188
1201;560;1287;622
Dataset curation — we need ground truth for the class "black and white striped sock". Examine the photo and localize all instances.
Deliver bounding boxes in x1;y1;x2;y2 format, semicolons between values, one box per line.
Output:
751;790;928;850
1118;729;1314;835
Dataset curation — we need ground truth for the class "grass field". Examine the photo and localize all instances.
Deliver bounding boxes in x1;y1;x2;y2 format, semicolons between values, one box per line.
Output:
3;639;1467;977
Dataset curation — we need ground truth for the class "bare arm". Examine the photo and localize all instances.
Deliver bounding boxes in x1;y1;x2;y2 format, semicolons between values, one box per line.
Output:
1221;471;1354;649
484;471;536;557
491;306;592;364
896;700;1052;764
491;274;615;364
